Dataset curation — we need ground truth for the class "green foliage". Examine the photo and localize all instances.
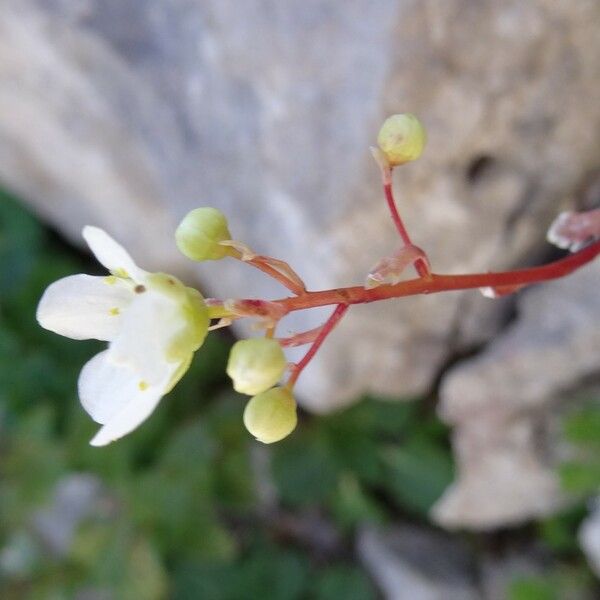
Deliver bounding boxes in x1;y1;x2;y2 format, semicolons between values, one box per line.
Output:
508;565;596;600
272;397;453;519
0;189;44;295
311;565;376;600
513;397;600;600
382;435;454;515
226;542;308;600
538;506;588;555
173;551;376;600
559;399;600;495
508;576;557;600
563;404;600;445
559;462;600;496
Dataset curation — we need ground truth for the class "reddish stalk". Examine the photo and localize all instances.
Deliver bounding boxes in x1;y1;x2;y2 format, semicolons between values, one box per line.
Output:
287;303;349;387
278;325;324;348
383;181;429;278
271;240;600;313
246;258;305;295
384;181;412;246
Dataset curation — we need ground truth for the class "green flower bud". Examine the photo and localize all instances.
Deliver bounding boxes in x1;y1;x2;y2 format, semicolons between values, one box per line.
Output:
377;113;426;166
175;207;233;261
227;338;287;395
243;387;297;444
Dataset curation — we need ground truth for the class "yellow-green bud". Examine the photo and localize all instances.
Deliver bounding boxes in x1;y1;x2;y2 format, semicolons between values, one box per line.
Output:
175;207;233;261
377;113;426;166
243;387;297;444
227;338;287;395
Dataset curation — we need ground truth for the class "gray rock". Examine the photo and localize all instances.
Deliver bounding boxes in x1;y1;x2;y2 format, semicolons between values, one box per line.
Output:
579;499;600;578
357;524;479;600
0;473;108;579
0;531;40;579
0;0;599;410
434;260;600;529
32;473;105;556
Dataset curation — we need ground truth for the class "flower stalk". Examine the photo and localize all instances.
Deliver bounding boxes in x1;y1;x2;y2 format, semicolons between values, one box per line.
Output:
286;303;349;388
271;239;600;314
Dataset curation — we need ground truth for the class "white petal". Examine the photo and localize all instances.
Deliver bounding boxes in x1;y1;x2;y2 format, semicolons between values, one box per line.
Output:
78;351;132;424
82;226;146;281
108;290;186;384
36;274;133;341
78;350;178;446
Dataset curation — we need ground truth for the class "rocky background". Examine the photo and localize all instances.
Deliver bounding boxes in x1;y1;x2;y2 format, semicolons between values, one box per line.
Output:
0;0;599;596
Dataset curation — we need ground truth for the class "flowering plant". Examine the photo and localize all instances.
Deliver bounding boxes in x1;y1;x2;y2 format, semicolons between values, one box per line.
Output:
37;115;600;446
36;227;208;446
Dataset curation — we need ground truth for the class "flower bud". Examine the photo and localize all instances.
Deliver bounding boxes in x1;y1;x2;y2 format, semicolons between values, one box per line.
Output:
243;387;297;444
175;207;233;261
227;338;287;395
377;113;426;166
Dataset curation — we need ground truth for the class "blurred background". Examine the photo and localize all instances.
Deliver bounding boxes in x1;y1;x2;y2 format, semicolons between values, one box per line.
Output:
1;1;599;598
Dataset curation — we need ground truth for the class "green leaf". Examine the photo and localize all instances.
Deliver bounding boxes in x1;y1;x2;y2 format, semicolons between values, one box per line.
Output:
320;413;382;485
563;404;600;446
559;461;600;495
122;537;169;600
538;507;587;554
174;547;310;600
329;474;386;530
71;522;168;600
235;544;308;600
366;395;421;436
311;565;376;600
0;189;44;297
508;576;557;600
382;436;454;515
272;435;339;507
173;561;236;600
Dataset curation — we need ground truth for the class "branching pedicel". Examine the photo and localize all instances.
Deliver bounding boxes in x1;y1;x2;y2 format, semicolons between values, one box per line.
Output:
37;115;600;446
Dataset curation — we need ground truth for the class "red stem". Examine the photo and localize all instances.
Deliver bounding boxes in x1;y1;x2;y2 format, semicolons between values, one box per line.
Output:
384;181;412;245
272;240;599;313
384;181;429;278
287;303;349;387
278;325;324;347
247;258;304;295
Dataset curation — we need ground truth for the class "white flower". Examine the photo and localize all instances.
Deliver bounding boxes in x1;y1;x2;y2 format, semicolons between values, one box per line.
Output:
36;226;209;446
